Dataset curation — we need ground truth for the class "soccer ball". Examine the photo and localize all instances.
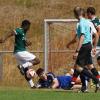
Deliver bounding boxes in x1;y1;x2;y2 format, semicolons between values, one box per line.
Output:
26;69;36;78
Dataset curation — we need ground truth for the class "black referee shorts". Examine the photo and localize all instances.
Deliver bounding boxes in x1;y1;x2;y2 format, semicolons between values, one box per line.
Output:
76;42;93;67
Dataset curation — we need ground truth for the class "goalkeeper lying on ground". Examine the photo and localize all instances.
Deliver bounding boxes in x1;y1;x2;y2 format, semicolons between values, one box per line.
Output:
36;68;82;90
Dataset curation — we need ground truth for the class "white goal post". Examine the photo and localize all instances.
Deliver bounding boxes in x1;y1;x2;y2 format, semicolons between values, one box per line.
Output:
44;19;78;72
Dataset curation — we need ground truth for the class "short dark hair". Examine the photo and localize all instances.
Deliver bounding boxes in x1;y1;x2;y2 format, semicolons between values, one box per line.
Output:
21;19;31;27
36;68;44;76
87;7;96;15
74;7;85;17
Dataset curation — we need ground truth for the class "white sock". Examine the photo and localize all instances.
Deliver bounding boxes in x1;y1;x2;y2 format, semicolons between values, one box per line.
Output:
85;80;88;88
22;62;33;68
28;79;34;87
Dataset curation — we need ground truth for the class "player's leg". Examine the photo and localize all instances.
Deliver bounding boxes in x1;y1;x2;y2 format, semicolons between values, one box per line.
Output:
15;56;26;75
71;65;80;85
52;78;59;89
75;50;99;92
96;47;100;66
20;52;40;88
82;43;100;92
30;57;40;66
87;47;100;81
97;56;100;66
18;64;36;88
19;51;40;69
15;51;40;72
21;58;40;69
24;67;36;88
80;71;89;92
71;47;84;87
80;73;86;92
14;51;38;88
71;64;88;92
72;46;87;92
88;64;100;81
76;65;99;92
17;64;25;75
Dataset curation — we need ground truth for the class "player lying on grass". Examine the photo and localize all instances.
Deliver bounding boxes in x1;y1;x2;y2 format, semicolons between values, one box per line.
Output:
0;20;40;88
35;68;84;90
66;7;100;92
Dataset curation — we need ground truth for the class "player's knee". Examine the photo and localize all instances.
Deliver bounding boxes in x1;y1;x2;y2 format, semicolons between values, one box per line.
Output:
75;66;83;72
87;64;94;70
33;58;40;65
36;58;40;64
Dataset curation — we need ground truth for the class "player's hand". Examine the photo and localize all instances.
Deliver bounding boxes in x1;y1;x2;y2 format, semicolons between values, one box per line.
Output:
66;43;70;48
73;52;78;60
0;39;5;43
92;47;96;57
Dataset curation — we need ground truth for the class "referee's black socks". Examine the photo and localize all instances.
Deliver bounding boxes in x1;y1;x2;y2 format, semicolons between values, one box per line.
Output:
81;69;99;84
72;69;80;83
80;73;86;87
91;68;100;79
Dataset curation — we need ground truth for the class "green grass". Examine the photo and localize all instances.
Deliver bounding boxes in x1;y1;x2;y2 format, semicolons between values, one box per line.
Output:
0;87;100;100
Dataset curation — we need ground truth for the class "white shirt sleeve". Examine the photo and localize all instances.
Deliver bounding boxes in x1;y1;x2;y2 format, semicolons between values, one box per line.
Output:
76;23;79;35
89;21;97;35
13;30;17;35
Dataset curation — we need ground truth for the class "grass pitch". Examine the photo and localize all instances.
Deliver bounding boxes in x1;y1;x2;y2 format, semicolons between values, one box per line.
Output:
0;87;100;100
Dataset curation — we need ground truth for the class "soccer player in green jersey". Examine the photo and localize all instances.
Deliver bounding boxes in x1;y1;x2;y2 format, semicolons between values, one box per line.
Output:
87;7;100;69
0;20;40;88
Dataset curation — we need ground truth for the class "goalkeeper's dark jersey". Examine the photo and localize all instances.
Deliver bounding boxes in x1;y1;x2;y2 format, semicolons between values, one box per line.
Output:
38;72;56;88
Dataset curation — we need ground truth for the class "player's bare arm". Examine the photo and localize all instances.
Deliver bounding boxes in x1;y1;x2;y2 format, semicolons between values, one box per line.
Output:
0;30;15;43
92;32;99;55
25;40;32;47
96;26;100;38
51;78;59;89
66;34;77;48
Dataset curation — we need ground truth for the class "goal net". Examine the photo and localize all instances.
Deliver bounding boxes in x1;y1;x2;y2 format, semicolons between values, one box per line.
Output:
44;19;78;75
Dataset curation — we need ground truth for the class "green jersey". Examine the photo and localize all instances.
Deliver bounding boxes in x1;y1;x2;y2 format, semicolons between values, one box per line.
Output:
14;28;26;53
91;17;100;46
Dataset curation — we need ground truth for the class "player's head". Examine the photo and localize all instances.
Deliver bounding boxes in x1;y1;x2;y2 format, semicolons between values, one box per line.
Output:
21;20;31;33
36;68;47;80
74;7;85;19
87;7;96;19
